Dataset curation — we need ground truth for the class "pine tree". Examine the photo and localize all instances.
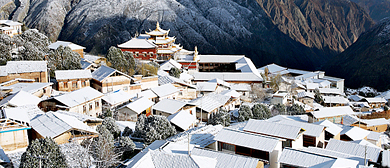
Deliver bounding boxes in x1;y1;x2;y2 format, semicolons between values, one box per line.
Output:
133;115;176;144
0;34;12;65
102;117;121;139
208;108;231;126
238;105;253;122
272;103;287;116
20;138;67;168
117;136;136;160
13;29;49;61
122;126;133;137
169;67;181;78
252;104;272;119
48;46;82;76
314;88;324;105
90;125;120;167
287;104;305;115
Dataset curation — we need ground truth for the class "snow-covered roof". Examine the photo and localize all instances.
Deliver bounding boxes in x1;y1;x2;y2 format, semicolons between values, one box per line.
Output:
198;55;244;63
243;119;304;140
191;147;259;168
55;69;92;80
158;75;196;88
257;63;287;74
306;83;319;90
319;88;343;95
358;118;389;127
48;41;86;50
102;90;133;106
0;61;47;76
193;72;262;82
150;83;178;97
279;148;358;168
220;90;240;98
167;110;196;130
313;120;342;136
0;20;22;26
352;139;381;150
295;72;318;80
168;125;224;148
297;91;314;99
159;59;182;71
118;38;156;49
53;87;103;108
3;105;44;124
323;96;349;104
0;90;41;107
195;82;217;92
301;147;365;165
80;59;92;69
1;82;52;94
207;78;230;88
269;118;325;137
146;23;169;36
310;106;354;119
91;65;132;82
230;83;251;91
214;128;280;152
189;93;231;112
55;110;103;123
340;126;370;141
136;89;157;99
30;112;97;138
153;99;187;114
363;97;387;103
120;97;155;114
322;76;344;82
326;139;381;162
266;115;308;123
348;95;365;102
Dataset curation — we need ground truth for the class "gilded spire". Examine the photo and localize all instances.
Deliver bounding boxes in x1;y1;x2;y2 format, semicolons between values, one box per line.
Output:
156;22;160;30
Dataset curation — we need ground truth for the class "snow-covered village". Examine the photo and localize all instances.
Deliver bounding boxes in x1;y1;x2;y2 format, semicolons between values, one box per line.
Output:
0;16;390;168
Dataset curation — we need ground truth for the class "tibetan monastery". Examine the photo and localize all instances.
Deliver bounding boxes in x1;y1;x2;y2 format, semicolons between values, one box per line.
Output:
118;22;183;61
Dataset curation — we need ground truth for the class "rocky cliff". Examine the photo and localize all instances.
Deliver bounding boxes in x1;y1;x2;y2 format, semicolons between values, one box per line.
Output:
350;0;390;22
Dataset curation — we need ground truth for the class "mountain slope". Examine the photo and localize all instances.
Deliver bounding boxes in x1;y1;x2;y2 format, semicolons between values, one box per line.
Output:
0;0;376;70
350;0;390;22
324;18;390;91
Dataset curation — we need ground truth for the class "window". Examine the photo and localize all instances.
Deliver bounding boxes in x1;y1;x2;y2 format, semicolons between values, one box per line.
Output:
35;78;39;82
64;82;68;88
189;110;192;115
72;82;77;88
82;81;86;87
89;103;93;110
219;142;235;152
95;101;99;107
83;105;86;113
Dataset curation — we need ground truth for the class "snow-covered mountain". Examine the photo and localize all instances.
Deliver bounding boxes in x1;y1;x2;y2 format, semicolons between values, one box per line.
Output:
0;0;375;70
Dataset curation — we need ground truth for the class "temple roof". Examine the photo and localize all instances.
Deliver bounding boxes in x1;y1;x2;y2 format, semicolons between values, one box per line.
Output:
118;38;157;49
146;22;170;36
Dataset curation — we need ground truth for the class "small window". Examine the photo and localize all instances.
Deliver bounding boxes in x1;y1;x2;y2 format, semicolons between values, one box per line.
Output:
95;101;99;107
35;78;39;82
89;103;93;110
72;82;77;88
189;110;192;115
83;105;86;113
82;81;86;87
64;82;68;88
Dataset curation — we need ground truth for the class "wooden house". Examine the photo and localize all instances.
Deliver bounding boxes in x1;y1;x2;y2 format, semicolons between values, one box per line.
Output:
361;97;387;109
118;38;157;60
189;93;232;122
116;97;155;121
55;69;92;92
0;20;22;37
158;75;197;100
268;117;326;148
30;112;98;144
0;80;53;98
91;65;141;94
48;41;86;58
297;91;314;107
214;128;283;168
39;87;103;117
0;119;30;151
243;119;305;150
152;99;196;118
351;118;388;132
0;61;48;83
322;96;349;107
132;75;159;90
101;89;134;111
150;83;179;102
313;120;342;143
307;106;355;124
339;126;370;141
